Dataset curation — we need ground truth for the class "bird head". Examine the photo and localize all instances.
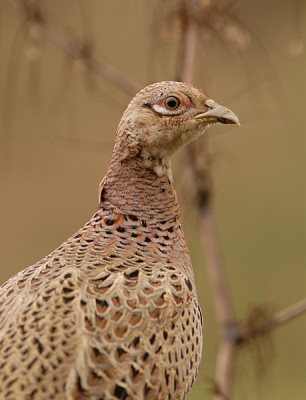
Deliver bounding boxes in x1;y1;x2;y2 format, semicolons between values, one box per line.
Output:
114;81;240;178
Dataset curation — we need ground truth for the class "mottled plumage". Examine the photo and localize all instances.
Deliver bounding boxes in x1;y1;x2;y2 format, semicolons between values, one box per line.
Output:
0;81;239;400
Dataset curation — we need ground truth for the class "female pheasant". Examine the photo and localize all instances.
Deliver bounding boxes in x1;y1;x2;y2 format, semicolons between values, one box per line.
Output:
0;81;239;400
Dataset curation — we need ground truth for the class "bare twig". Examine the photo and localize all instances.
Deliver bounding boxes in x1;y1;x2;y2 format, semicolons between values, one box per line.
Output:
176;1;237;399
176;0;199;82
240;298;306;342
273;298;306;327
9;0;139;97
201;208;237;400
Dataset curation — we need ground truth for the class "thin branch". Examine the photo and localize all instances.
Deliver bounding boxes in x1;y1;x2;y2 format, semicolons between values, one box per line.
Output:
185;138;237;400
274;298;306;327
240;298;306;342
9;0;139;97
176;1;237;399
176;0;199;82
201;207;237;400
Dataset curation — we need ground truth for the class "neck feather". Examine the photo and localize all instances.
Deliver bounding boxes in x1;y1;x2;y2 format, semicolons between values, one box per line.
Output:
98;153;180;222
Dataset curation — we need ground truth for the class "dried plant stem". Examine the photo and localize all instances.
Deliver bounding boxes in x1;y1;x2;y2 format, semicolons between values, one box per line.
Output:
201;209;234;326
9;0;139;97
176;0;199;82
177;1;237;399
273;298;306;327
240;298;306;341
201;208;237;400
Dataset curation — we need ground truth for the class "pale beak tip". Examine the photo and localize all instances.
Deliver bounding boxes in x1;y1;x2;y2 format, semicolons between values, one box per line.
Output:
195;102;240;127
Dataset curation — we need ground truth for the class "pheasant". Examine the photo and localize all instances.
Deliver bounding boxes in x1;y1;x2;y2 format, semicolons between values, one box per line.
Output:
0;81;239;400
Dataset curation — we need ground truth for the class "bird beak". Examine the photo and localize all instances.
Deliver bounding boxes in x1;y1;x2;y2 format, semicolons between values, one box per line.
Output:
194;100;240;126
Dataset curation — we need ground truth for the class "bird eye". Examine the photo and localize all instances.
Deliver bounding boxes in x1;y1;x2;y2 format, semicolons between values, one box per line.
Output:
164;96;181;110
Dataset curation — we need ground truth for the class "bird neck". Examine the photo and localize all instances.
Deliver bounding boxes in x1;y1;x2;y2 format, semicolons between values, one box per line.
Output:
98;154;180;222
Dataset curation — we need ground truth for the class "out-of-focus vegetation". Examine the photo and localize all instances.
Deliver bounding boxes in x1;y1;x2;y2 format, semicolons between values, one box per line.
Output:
0;1;305;399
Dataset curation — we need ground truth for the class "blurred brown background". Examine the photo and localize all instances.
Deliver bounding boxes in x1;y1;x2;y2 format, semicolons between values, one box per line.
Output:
0;1;306;399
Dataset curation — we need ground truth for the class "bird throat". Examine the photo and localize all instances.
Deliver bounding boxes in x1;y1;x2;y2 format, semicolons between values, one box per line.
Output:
99;155;180;222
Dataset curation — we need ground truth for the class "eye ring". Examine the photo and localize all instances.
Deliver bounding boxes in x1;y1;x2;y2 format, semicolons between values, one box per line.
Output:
164;96;181;110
